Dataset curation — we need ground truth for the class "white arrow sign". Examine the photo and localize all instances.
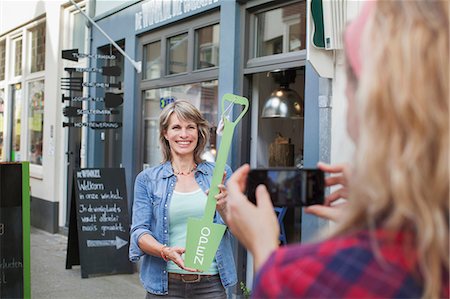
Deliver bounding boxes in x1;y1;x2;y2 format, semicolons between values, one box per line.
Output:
86;236;128;250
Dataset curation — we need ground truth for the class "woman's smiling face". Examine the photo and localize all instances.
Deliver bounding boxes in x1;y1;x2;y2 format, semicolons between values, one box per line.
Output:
164;113;199;158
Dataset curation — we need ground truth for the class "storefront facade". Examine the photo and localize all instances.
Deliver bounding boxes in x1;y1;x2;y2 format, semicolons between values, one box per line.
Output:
0;0;94;233
86;0;351;294
1;0;357;295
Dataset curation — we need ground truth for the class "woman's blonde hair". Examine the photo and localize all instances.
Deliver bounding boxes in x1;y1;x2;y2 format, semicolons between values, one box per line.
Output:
335;1;449;298
159;100;210;163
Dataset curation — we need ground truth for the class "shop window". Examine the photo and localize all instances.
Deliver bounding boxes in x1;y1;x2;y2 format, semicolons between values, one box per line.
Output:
0;40;5;81
72;10;86;53
0;89;4;161
254;1;306;57
195;24;220;70
13;37;22;77
167;33;188;74
143;41;161;80
28;80;44;165
30;22;46;73
11;83;22;161
142;80;218;168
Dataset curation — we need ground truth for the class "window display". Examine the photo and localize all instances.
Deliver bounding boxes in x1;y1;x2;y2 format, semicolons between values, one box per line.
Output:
28;80;44;165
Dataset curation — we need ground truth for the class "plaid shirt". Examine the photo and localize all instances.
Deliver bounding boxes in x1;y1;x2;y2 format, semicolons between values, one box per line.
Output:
252;229;449;299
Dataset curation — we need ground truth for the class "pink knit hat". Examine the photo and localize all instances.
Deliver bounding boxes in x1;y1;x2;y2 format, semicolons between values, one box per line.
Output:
344;1;376;79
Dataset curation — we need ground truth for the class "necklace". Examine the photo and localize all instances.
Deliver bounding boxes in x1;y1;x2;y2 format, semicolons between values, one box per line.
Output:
172;164;197;176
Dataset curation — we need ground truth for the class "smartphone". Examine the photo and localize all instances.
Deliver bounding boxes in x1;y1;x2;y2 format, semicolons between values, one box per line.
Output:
246;167;325;207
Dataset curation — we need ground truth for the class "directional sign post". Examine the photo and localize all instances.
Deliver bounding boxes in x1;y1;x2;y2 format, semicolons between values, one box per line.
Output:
61;48;124;131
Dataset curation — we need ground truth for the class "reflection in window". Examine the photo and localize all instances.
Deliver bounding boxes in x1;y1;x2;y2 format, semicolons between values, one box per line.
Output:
28;80;44;165
14;38;22;76
167;33;188;74
30;22;46;73
255;1;306;57
144;41;161;79
11;83;22;161
195;24;220;69
0;40;5;81
142;80;219;168
0;89;4;161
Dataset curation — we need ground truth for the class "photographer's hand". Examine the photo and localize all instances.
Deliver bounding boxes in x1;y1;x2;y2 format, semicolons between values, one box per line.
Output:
225;164;279;273
305;162;351;222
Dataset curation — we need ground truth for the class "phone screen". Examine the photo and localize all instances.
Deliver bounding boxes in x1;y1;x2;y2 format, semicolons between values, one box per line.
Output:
246;168;324;207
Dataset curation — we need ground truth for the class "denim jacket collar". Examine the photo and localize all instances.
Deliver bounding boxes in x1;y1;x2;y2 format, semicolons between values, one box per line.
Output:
160;161;210;179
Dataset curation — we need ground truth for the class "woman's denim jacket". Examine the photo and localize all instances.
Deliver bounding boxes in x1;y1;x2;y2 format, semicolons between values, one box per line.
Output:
129;161;237;295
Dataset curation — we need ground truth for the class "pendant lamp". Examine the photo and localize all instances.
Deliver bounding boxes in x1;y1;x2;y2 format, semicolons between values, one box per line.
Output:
261;69;303;119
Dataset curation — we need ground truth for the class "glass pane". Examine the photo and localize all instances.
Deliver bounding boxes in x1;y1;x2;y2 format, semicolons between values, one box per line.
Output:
255;1;306;57
0;89;4;161
72;11;86;52
30;22;46;73
142;80;219;168
144;41;161;80
0;40;5;81
167;33;188;74
28;80;44;165
11;83;22;161
14;38;22;76
195;24;220;69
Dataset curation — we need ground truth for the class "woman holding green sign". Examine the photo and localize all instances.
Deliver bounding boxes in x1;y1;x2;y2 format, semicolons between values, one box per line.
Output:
130;100;237;298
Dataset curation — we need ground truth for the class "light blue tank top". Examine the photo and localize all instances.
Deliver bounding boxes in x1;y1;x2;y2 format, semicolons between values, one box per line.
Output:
167;189;219;275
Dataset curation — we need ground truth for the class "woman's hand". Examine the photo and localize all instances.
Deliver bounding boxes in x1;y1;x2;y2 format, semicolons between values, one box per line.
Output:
215;183;228;219
304;162;351;222
225;164;279;273
208;171;228;220
162;246;200;272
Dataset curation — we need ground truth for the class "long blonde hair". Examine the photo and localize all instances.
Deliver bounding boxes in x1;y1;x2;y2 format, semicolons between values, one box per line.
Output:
335;1;449;298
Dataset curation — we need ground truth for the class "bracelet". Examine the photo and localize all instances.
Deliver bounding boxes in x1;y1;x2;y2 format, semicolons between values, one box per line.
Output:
160;245;169;262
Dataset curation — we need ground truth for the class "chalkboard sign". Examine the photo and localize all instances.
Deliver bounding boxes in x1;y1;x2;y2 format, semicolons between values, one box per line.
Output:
66;168;133;278
0;162;30;299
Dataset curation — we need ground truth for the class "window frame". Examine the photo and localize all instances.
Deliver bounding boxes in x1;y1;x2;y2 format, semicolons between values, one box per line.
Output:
244;0;306;74
139;10;220;90
1;18;47;178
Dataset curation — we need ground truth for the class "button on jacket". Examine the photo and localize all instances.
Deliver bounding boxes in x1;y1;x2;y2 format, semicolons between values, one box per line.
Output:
129;161;237;295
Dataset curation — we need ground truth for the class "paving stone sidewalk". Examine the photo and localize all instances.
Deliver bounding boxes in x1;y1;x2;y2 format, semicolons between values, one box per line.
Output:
31;227;145;299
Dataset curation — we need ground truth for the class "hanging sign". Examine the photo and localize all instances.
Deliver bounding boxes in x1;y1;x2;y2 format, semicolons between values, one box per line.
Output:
63;106;119;117
61;77;121;91
184;94;249;271
62;49;116;62
63;122;122;129
64;66;121;77
61;93;123;108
